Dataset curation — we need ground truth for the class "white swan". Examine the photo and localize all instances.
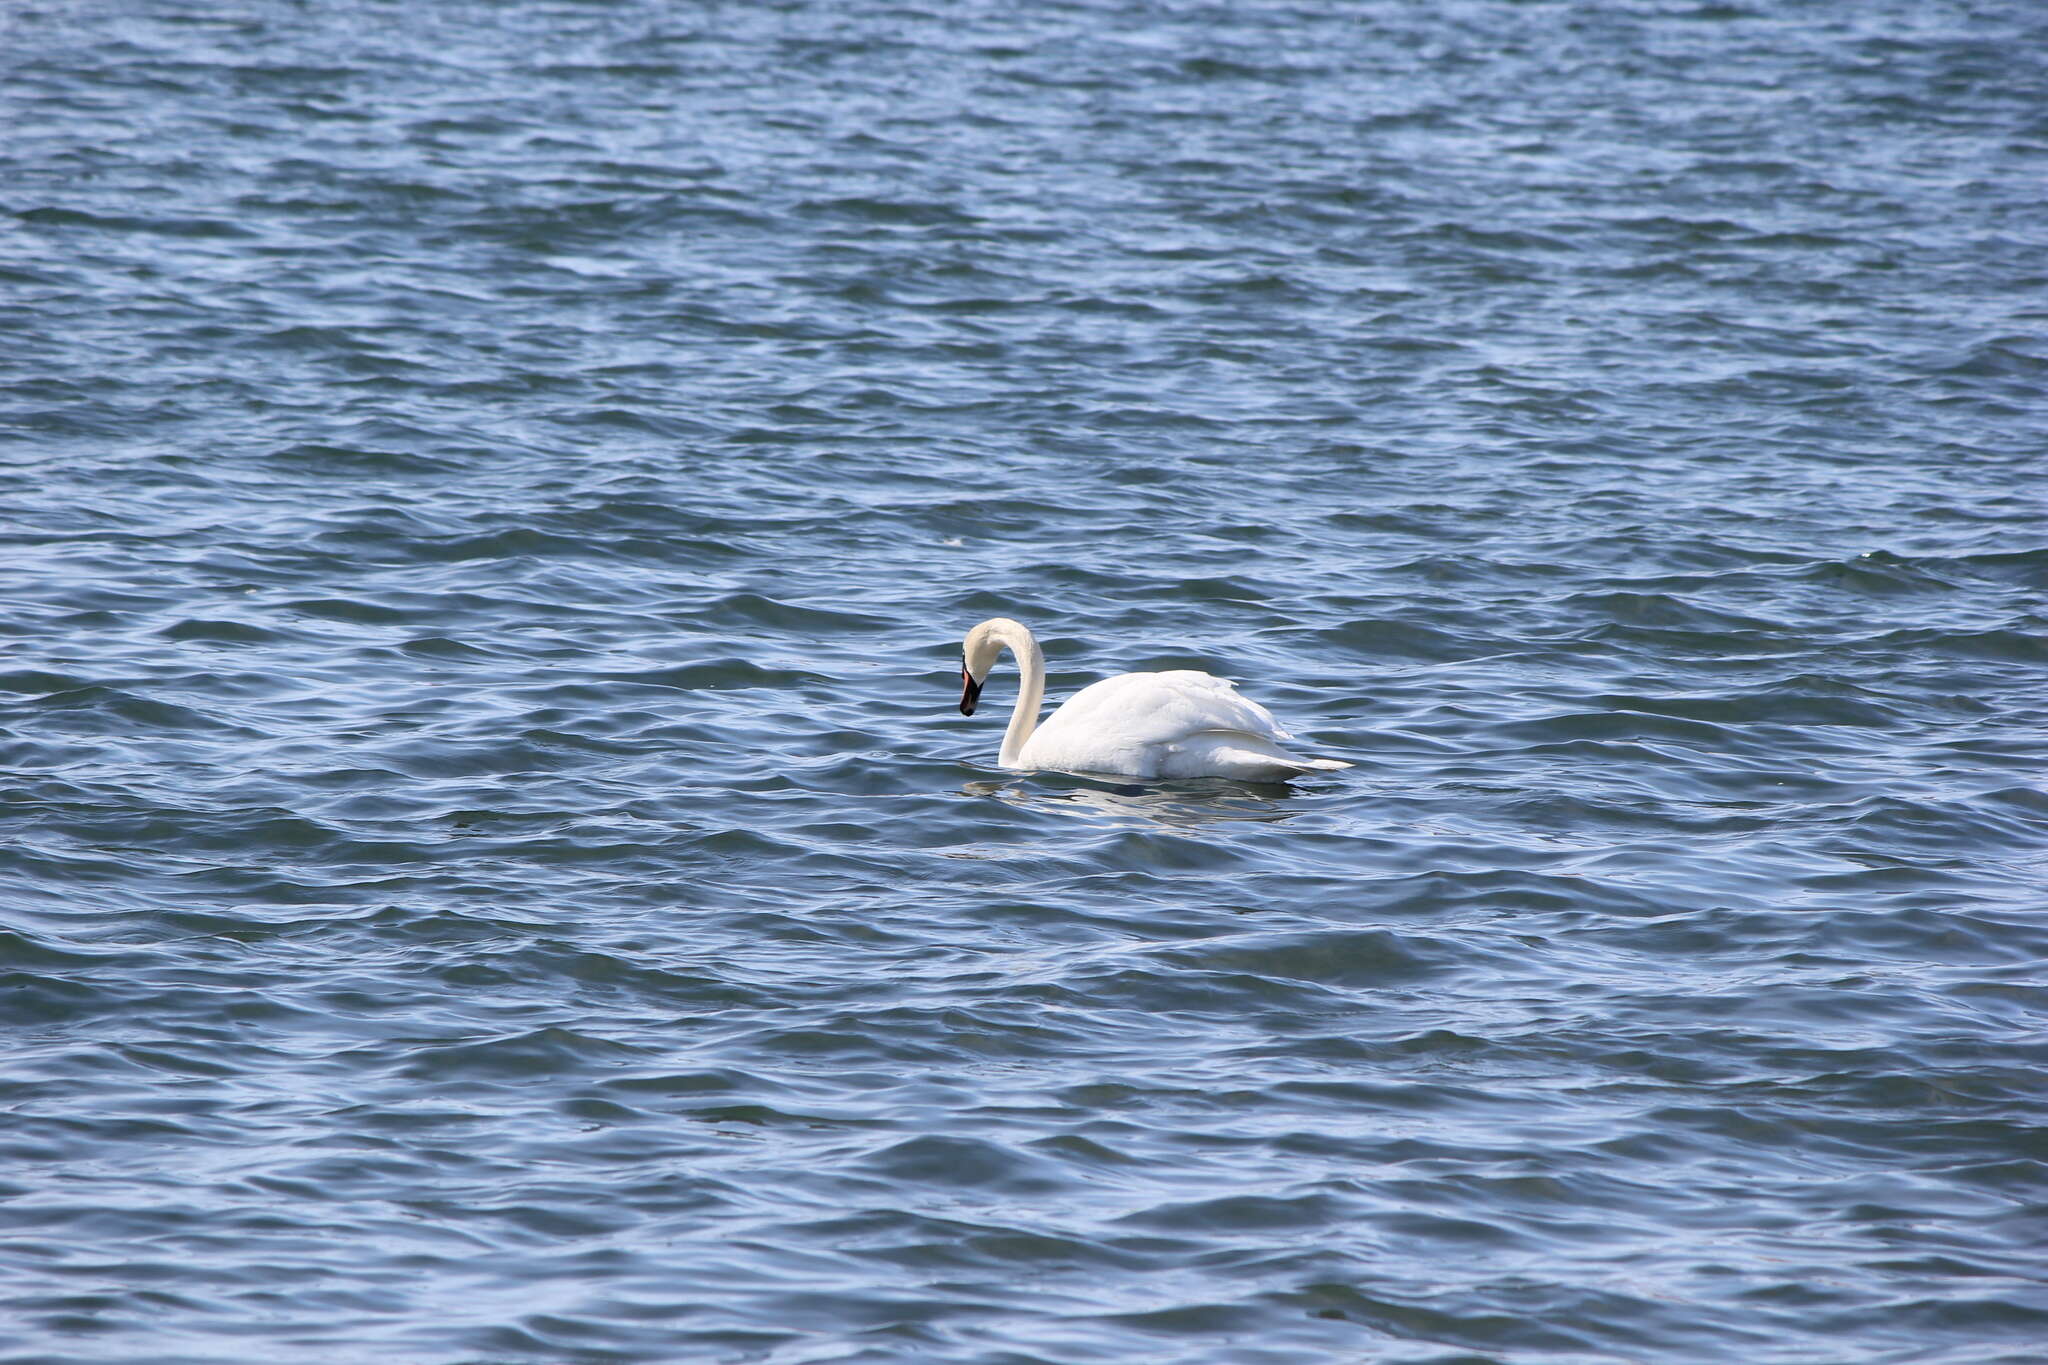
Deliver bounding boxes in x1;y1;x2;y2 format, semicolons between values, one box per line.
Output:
958;617;1352;781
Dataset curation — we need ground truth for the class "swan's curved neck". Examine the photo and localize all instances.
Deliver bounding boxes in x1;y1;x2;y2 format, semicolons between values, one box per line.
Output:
992;621;1045;768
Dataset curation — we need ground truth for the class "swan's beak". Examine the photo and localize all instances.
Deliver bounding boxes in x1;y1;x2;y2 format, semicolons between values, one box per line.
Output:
959;666;983;716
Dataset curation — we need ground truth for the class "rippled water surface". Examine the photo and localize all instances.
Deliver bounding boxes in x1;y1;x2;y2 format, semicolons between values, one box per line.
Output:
4;1;2047;1360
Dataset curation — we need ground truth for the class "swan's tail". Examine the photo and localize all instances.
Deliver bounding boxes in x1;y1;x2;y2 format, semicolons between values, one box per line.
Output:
1283;756;1353;772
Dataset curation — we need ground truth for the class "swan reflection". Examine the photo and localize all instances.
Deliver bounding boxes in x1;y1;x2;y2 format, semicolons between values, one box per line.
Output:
960;774;1301;830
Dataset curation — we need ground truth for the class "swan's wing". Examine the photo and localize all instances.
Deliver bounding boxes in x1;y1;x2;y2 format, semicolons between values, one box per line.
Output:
1037;671;1293;749
1016;671;1346;780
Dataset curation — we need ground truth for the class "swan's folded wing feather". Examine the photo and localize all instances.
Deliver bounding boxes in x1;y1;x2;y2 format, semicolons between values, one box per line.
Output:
1155;671;1295;740
1039;671;1292;749
1156;730;1351;780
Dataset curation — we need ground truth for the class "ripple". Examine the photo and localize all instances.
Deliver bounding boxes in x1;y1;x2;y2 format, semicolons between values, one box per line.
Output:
1;0;2044;1360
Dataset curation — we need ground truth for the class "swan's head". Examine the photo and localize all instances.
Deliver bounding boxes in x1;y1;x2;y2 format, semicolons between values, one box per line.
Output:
959;618;1020;716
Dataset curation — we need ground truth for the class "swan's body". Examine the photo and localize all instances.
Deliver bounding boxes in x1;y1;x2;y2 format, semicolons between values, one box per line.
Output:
958;617;1351;782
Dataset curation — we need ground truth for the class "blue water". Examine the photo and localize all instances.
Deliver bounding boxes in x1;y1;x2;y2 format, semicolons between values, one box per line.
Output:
4;1;2047;1361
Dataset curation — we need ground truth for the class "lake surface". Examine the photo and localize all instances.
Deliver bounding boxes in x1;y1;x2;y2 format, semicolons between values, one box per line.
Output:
3;1;2046;1361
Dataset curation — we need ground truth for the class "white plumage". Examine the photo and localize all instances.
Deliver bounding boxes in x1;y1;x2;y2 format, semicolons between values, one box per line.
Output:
957;617;1351;782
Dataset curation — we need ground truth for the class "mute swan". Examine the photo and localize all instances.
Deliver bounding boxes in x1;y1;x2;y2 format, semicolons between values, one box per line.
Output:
958;617;1352;781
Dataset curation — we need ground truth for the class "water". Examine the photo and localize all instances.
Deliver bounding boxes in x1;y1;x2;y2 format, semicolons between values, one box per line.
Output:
4;1;2046;1360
